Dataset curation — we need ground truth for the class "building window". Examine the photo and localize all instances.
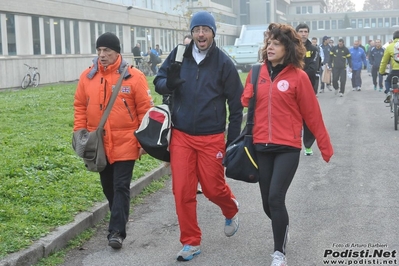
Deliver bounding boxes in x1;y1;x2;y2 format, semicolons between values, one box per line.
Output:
54;18;61;54
32;16;40;55
371;18;376;28
325;20;330;30
73;20;80;54
43;17;51;54
307;6;312;14
6;13;16;55
90;22;96;54
296;7;300;14
137;27;146;38
378;18;383;27
385;18;390;27
0;17;2;55
332;20;337;29
358;19;363;28
312;21;317;31
318;21;324;29
392;17;397;26
65;20;71;54
302;6;306;14
351;19;356;28
364;18;370;27
338;19;344;29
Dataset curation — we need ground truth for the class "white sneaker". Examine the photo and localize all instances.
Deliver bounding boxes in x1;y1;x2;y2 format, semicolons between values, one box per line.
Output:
327;84;332;91
352;88;356;91
271;251;287;266
357;86;361;91
176;245;201;261
339;93;343;97
224;214;239;237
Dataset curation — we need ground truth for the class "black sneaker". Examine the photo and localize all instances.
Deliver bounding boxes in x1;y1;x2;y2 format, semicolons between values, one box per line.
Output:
384;94;391;104
108;232;123;249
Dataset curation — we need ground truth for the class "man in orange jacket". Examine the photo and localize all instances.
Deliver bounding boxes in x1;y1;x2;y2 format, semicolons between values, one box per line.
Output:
73;32;153;249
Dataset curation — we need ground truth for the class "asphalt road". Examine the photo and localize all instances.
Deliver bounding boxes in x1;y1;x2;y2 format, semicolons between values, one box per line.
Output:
60;72;399;266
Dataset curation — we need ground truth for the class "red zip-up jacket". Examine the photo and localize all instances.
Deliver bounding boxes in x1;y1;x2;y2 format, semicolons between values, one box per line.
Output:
241;63;333;162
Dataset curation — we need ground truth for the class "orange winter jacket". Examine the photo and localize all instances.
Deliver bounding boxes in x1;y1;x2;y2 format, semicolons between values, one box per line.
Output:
73;55;153;164
241;63;333;163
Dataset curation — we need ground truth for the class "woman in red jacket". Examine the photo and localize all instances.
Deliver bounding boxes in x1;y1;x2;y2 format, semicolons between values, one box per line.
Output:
241;23;333;266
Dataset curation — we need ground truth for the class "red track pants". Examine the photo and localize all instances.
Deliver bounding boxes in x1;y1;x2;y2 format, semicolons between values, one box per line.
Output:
170;129;238;246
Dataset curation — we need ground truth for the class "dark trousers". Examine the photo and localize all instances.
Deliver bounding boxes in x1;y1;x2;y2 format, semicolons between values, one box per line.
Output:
257;151;300;254
371;66;383;88
332;67;347;94
303;121;315;149
384;70;399;94
351;69;362;88
100;160;135;239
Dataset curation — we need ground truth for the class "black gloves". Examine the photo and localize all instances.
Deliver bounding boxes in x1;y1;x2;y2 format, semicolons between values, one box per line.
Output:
166;63;185;90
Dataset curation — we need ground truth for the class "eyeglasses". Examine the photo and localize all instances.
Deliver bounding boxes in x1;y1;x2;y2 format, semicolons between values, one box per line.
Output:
192;27;212;35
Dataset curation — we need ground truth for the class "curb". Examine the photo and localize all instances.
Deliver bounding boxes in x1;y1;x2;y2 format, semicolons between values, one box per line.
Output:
0;164;171;266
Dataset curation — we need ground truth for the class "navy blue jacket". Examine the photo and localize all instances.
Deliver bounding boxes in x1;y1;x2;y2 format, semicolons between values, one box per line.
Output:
369;47;385;68
153;41;243;143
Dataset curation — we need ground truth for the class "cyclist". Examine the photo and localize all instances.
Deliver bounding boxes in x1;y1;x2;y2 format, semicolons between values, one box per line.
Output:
379;30;399;103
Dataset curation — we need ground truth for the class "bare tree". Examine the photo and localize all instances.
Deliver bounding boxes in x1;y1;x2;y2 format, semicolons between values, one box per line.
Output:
326;0;356;13
362;0;394;10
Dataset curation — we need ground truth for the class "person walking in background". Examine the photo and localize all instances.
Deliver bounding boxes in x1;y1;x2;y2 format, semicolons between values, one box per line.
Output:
295;23;319;156
329;38;352;97
311;37;324;94
242;23;333;266
369;39;384;91
349;40;367;91
379;30;399;103
154;11;242;261
73;32;153;249
144;47;160;75
320;36;333;93
183;34;192;45
366;40;375;75
155;44;163;56
132;43;141;66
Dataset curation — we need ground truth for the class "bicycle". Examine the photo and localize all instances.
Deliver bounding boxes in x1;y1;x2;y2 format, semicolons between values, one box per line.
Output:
21;64;40;89
136;56;153;77
388;76;399;130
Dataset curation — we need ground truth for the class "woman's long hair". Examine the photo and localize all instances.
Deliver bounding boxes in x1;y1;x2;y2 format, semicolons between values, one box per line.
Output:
261;23;305;69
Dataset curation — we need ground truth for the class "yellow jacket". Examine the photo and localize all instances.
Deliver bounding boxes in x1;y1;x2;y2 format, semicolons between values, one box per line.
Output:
379;38;399;74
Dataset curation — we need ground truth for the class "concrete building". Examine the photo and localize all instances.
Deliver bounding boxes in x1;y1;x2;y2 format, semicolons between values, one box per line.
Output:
1;0;398;89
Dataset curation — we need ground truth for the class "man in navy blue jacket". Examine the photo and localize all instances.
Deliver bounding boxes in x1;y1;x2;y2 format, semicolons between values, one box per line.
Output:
369;39;385;91
154;11;243;262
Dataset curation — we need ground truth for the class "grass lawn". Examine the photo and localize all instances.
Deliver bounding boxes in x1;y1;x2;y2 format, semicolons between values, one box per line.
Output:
0;72;248;260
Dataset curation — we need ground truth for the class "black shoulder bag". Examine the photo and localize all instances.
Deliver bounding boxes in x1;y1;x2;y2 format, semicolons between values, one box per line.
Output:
223;64;261;183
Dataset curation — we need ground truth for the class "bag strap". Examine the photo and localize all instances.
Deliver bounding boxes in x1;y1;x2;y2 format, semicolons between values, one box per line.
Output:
246;64;261;134
98;65;128;129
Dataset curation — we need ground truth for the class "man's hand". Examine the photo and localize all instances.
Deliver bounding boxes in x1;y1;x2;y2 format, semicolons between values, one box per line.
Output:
166;63;185;90
139;148;147;160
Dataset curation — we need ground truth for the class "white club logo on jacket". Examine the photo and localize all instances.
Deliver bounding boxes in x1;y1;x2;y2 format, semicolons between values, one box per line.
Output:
277;80;289;92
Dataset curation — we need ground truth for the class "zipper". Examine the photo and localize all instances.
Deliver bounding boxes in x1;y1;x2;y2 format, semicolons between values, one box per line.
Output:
268;70;273;142
122;98;134;121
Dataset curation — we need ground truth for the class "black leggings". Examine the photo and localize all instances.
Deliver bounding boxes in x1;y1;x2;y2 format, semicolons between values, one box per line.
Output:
256;151;300;254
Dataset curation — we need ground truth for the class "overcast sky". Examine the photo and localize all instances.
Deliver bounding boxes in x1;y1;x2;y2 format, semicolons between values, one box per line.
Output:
355;0;365;11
